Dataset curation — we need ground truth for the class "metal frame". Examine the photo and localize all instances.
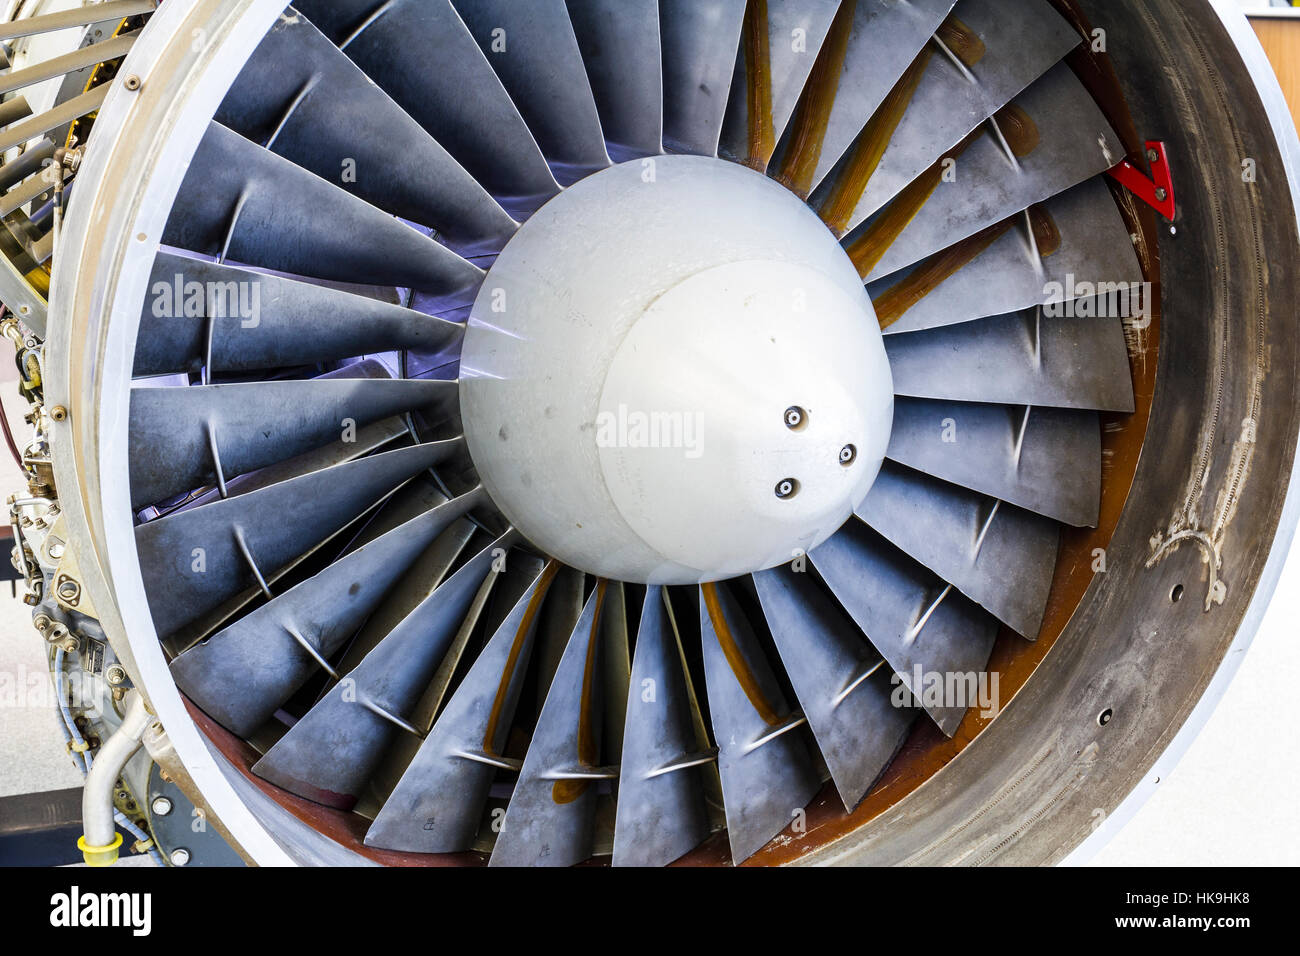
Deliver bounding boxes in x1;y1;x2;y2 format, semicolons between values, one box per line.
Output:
43;0;1300;866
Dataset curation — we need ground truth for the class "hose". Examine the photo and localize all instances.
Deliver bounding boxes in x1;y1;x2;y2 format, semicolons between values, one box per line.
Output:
79;689;150;866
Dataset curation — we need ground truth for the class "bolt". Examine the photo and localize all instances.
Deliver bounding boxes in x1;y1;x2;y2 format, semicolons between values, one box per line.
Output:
151;796;174;817
784;406;806;430
123;74;141;91
49;406;67;422
48;541;64;559
1155;187;1168;202
775;478;798;499
839;444;857;466
1146;148;1159;163
106;664;127;686
170;847;191;866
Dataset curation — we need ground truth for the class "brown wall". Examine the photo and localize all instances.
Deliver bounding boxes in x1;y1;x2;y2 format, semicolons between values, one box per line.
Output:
1254;17;1300;124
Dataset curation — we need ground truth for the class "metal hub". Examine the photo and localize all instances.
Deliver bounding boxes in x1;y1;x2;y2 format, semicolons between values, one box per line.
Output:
460;156;893;584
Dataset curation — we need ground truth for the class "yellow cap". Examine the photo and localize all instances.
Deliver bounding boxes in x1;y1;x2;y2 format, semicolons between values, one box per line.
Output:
77;832;123;867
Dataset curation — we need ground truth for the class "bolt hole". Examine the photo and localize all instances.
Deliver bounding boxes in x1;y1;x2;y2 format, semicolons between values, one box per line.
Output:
1098;707;1113;727
784;406;807;431
1170;584;1184;604
775;478;800;500
839;444;857;466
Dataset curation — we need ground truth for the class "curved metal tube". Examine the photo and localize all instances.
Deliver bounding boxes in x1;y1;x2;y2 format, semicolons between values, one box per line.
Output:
81;691;151;864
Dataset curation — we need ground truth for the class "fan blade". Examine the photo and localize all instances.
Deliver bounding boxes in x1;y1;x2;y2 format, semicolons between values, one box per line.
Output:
887;397;1101;526
533;566;587;715
719;0;840;170
699;581;819;864
252;533;516;808
871;177;1144;334
600;582;632;769
170;490;486;737
812;522;998;735
133;253;462;377
135;441;463;640
855;63;1122;279
163;122;484;302
885;309;1135;412
660;0;748;156
365;561;559;851
753;565;915;809
128;378;458;508
453;0;610;182
769;0;955;197
216;11;516;255
293;0;559;213
810;0;1079;229
611;586;713;867
354;552;549;819
566;0;663;159
156;420;421;658
856;462;1058;638
489;581;617;867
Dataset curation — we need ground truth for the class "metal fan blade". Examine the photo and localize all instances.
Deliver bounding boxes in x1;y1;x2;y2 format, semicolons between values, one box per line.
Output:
611;586;713;867
533;566;586;716
699;581;819;864
252;532;517;809
453;0;610;182
323;497;477;687
809;0;1078;229
660;0;748;156
170;490;486;737
355;551;549;820
857;63;1122;280
856;462;1059;638
0;0;154;40
888;397;1101;526
719;0;840;170
293;0;559;213
364;562;559;852
812;522;998;735
216;10;516;256
490;581;617;867
769;0;955;197
871;177;1144;334
566;0;663;159
135;441;464;640
155;420;422;658
753;565;915;809
133;253;462;377
163;122;484;302
128;378;458;508
886;309;1135;412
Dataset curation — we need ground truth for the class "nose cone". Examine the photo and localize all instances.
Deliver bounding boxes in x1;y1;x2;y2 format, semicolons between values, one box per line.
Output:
460;155;893;584
597;259;892;581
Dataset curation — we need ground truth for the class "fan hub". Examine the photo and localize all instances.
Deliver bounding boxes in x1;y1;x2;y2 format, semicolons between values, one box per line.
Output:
460;156;893;584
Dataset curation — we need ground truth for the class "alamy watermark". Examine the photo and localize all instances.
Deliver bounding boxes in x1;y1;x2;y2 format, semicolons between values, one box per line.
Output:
150;274;262;328
891;666;1001;720
1043;275;1153;326
595;404;704;460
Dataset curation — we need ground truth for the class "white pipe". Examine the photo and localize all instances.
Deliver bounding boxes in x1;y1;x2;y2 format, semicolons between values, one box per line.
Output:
79;689;150;865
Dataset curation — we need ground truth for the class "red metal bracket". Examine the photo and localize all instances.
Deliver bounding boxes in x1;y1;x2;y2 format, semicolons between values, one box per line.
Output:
1107;140;1175;221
